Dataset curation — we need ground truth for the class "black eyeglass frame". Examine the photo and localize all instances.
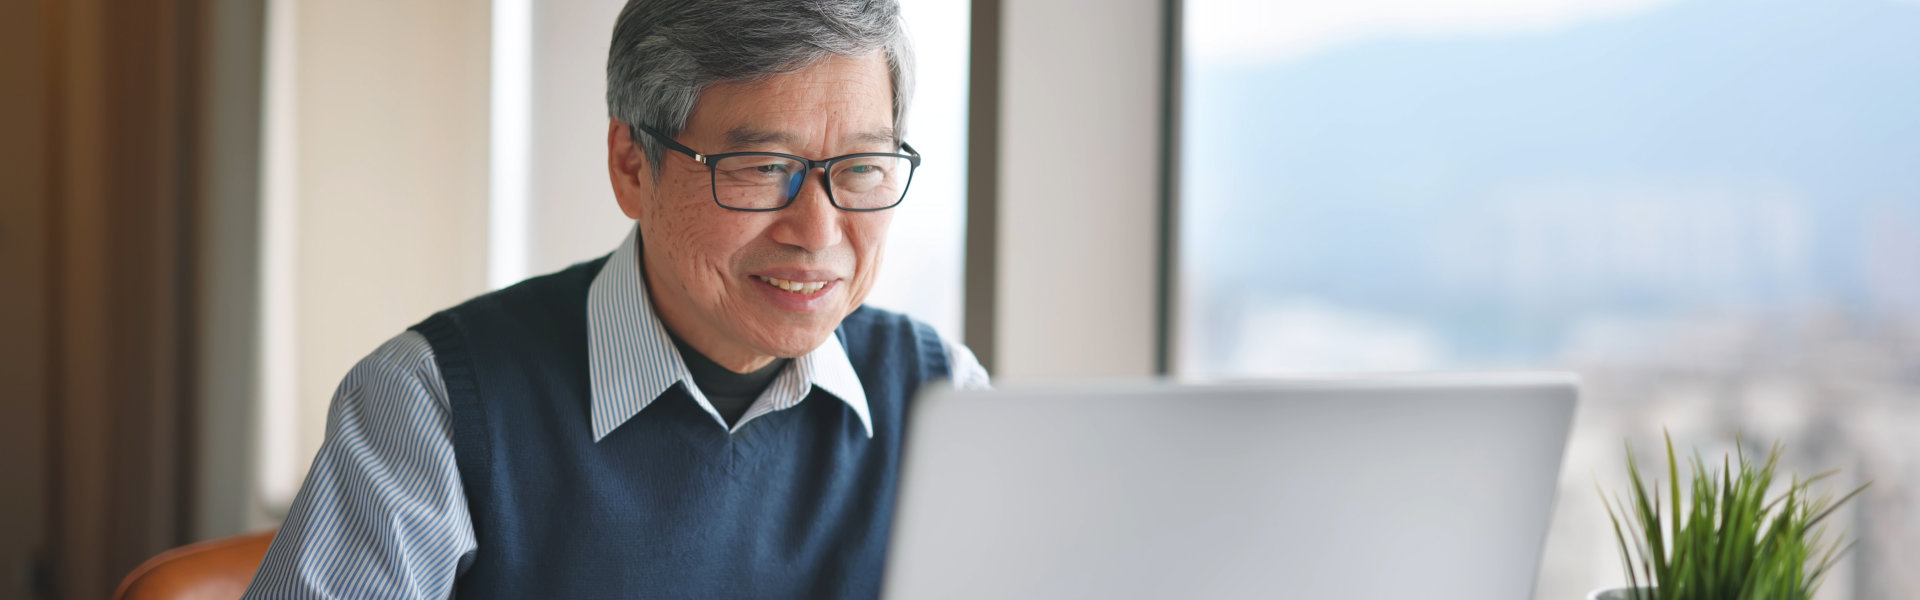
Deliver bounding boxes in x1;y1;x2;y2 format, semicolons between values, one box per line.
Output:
634;123;922;212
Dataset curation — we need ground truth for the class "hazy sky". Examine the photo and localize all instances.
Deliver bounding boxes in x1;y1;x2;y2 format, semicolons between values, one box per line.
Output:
1179;0;1920;369
1188;0;1673;65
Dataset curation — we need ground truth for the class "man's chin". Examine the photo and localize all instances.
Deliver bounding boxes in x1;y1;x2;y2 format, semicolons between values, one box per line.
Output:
747;323;840;359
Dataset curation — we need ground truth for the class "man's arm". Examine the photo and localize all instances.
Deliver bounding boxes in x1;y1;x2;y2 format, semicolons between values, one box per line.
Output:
244;332;477;599
944;338;992;390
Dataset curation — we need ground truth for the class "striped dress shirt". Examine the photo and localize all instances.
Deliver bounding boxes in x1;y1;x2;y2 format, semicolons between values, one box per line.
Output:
243;225;990;598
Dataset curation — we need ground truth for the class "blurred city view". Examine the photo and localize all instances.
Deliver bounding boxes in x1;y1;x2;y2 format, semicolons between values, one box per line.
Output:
1180;0;1920;597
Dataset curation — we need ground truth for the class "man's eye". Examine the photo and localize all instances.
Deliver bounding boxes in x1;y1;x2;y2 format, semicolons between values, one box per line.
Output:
841;162;892;177
719;158;795;181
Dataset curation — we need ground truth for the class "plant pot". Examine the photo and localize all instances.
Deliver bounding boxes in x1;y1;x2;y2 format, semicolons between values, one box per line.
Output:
1587;587;1653;600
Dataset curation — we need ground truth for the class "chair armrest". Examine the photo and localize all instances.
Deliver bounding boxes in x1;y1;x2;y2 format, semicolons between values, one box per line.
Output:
113;529;277;600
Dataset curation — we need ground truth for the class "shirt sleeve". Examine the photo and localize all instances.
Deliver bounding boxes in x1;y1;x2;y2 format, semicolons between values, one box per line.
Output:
244;331;477;599
943;338;993;390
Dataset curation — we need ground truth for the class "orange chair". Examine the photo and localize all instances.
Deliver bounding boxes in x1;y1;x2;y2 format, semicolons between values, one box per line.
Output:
113;530;276;600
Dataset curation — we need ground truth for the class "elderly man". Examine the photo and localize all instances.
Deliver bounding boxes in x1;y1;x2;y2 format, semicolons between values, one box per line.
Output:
244;1;987;597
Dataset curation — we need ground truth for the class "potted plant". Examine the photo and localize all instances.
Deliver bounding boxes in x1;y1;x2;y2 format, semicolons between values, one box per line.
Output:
1591;432;1869;600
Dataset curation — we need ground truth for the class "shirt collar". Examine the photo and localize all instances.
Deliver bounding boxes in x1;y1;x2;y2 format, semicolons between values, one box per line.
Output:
586;224;871;442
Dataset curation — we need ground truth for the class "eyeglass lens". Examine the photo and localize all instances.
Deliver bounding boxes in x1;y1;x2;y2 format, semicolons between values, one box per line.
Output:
711;154;913;210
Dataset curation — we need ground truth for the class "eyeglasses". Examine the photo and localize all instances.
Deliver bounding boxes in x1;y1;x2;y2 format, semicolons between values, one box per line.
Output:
634;124;921;212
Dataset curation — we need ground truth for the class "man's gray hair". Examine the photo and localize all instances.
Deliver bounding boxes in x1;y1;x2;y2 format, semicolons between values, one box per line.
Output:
606;0;915;174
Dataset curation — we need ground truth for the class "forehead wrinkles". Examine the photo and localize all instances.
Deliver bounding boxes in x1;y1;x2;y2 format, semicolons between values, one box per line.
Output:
721;125;897;152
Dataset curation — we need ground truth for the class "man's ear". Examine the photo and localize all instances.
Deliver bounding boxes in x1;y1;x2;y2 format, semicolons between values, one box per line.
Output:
608;119;649;220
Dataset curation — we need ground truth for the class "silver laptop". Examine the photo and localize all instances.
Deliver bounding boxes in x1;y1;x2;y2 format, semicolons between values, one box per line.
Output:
883;372;1577;600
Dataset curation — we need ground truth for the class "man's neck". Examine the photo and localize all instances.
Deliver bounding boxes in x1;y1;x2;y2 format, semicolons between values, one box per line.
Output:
667;328;789;427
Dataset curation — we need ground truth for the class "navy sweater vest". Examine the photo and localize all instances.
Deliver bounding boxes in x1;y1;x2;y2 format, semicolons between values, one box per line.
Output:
409;256;950;599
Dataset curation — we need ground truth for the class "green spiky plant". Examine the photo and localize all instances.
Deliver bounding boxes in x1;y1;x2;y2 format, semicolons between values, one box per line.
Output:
1598;432;1869;600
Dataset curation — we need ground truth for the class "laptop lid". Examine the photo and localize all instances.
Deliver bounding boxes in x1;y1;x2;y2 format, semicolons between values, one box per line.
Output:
883;372;1577;599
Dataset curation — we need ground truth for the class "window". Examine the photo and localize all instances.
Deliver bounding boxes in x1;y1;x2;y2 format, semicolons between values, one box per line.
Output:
864;0;971;340
1180;1;1920;596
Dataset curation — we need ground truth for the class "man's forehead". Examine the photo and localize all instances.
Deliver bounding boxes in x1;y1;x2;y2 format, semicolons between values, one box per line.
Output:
723;125;898;150
679;52;896;151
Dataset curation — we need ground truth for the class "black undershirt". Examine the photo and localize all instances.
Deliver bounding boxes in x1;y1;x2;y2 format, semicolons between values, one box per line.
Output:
667;331;789;428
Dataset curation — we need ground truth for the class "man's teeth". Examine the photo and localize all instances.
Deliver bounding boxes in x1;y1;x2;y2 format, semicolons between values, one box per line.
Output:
758;276;828;294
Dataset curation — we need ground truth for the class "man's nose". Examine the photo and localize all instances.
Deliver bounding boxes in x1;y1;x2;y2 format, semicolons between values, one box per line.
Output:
769;169;843;253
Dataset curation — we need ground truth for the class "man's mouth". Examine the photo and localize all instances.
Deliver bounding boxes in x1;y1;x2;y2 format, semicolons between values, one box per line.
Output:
753;275;831;295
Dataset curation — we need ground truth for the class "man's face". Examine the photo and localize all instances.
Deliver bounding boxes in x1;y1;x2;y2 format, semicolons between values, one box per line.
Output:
608;52;897;372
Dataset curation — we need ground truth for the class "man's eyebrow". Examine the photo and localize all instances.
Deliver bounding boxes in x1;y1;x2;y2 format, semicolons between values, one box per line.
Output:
724;126;792;149
722;126;900;151
846;128;899;147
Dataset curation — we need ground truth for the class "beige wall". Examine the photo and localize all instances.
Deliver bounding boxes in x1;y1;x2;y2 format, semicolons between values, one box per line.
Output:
265;0;492;509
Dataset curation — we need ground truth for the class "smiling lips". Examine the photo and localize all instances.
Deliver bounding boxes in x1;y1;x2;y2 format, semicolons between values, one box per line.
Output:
753;275;832;295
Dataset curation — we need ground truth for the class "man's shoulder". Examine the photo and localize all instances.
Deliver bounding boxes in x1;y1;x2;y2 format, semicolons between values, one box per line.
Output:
841;303;914;326
440;255;611;319
838;306;990;387
403;254;611;380
407;255;612;342
839;304;943;344
335;329;451;412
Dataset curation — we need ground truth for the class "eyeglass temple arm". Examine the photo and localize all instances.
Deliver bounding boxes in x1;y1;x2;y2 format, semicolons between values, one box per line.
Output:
633;123;709;164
